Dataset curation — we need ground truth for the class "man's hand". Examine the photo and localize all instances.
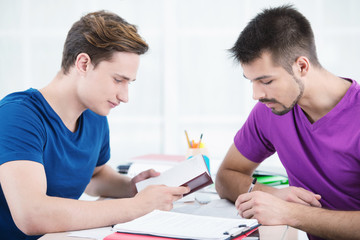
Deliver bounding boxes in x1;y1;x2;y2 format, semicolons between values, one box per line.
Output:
272;186;322;207
131;169;160;184
134;185;190;212
128;169;160;196
235;191;291;225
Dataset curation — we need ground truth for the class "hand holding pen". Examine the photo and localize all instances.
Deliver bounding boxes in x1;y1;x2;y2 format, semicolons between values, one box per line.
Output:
248;178;257;193
237;177;257;216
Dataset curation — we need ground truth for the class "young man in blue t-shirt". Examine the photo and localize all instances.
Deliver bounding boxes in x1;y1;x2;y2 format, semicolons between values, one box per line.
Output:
215;5;360;240
0;11;189;240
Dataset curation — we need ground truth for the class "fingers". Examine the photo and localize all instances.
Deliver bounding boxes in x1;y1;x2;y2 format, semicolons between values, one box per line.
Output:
235;192;252;217
170;186;190;199
132;169;160;183
134;185;189;213
294;188;322;207
235;192;251;209
298;192;322;207
139;168;160;178
143;185;190;202
147;169;161;178
276;187;322;207
149;185;191;211
235;189;322;226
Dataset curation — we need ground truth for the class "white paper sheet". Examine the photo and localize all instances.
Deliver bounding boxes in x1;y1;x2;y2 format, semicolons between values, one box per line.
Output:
113;210;258;240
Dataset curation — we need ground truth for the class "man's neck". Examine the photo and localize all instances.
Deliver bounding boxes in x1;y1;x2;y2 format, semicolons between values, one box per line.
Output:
298;69;352;123
39;71;85;132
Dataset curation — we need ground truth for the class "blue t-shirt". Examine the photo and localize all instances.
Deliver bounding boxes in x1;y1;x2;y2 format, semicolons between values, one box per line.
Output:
0;89;111;240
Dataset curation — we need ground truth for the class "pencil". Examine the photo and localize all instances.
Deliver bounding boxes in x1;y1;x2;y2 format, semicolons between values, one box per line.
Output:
184;130;191;148
198;133;203;148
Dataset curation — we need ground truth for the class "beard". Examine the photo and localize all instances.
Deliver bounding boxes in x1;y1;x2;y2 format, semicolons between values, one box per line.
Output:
259;76;304;116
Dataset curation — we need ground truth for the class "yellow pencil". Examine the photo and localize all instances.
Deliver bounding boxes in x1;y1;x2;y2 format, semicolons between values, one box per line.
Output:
198;133;203;148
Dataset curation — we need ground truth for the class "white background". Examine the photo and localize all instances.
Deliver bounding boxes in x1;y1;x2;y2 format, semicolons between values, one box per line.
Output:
2;1;359;239
1;0;360;168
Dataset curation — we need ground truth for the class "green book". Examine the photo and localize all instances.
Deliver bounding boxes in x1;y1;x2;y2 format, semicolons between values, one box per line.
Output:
253;174;288;186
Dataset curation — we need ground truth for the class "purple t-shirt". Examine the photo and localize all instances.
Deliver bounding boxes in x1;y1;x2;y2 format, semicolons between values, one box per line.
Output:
234;78;360;221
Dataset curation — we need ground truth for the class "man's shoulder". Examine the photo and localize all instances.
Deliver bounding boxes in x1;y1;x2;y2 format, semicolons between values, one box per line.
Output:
0;88;40;110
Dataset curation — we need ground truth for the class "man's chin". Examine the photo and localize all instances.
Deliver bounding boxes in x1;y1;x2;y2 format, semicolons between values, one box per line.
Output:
271;108;291;116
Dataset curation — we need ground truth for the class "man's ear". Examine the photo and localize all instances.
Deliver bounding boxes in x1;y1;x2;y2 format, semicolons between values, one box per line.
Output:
294;56;310;77
75;53;92;75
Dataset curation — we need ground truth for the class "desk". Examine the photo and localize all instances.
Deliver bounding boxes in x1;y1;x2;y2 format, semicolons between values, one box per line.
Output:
40;158;297;240
40;196;298;240
40;225;298;240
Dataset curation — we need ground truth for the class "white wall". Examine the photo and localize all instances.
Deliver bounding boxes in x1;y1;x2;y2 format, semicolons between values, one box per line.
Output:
1;0;360;170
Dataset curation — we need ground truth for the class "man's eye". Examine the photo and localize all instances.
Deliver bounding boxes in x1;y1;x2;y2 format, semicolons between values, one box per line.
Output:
114;78;122;83
263;80;273;85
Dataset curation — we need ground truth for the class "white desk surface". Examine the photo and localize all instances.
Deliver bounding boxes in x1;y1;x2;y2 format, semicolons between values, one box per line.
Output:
40;225;298;240
40;195;298;240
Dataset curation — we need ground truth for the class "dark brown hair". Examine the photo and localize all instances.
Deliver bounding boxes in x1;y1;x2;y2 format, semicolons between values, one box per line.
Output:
230;5;321;73
61;10;149;74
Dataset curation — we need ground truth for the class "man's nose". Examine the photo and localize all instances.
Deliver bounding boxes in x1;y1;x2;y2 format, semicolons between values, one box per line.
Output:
252;82;265;100
117;83;129;103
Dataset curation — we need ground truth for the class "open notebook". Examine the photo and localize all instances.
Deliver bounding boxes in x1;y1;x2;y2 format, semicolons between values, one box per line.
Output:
112;210;260;240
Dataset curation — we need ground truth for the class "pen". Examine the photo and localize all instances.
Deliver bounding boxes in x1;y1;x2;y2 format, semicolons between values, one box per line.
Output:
248;178;257;193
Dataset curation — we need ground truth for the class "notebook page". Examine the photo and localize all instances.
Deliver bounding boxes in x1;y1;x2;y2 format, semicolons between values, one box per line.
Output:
113;210;258;240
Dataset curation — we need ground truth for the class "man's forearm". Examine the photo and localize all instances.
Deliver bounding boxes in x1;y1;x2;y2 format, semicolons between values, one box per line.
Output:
216;168;274;201
286;203;360;240
14;195;142;236
86;165;135;198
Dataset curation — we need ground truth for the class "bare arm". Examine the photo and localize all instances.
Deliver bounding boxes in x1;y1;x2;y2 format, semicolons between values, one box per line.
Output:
215;143;274;201
236;191;360;240
84;164;157;198
0;160;189;236
216;144;321;207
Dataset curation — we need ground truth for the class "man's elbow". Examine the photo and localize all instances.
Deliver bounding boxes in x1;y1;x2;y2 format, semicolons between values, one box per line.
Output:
215;169;227;199
12;208;48;236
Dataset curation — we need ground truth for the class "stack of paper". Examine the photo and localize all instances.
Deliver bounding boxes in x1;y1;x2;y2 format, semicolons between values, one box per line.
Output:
112;210;259;240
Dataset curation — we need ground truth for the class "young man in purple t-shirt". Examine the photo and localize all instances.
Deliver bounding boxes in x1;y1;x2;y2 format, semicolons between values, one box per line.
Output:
215;5;360;240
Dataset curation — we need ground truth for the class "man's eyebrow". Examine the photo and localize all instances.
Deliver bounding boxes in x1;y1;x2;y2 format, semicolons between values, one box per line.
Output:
243;74;273;81
115;74;136;81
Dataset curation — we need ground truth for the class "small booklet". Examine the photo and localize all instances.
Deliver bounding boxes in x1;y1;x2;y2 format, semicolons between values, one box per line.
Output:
135;154;213;196
112;210;260;240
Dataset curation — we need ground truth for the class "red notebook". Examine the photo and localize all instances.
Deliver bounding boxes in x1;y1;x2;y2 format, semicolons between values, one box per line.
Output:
104;228;259;240
104;232;181;240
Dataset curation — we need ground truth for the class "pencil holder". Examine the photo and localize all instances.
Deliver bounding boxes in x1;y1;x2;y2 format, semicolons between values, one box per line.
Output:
185;147;210;174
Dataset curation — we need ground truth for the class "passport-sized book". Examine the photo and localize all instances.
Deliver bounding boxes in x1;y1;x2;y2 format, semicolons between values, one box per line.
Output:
135;154;212;196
